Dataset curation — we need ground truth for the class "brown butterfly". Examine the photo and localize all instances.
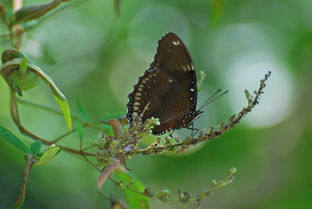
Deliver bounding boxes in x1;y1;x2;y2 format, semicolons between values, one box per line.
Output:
127;32;202;135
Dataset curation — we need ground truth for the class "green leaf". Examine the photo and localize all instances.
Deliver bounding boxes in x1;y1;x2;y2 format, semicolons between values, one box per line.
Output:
35;145;60;166
102;124;114;136
0;124;30;153
115;171;151;209
76;99;91;121
54;95;72;131
102;113;125;121
74;120;84;140
19;58;28;73
30;140;41;154
18;71;40;90
13;0;61;23
27;61;72;131
1;57;73;131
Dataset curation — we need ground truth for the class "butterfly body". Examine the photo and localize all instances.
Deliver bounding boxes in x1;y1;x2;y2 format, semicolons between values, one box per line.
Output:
127;32;201;135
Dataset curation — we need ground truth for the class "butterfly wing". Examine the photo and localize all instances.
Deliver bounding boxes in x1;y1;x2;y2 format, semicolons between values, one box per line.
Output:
127;32;198;134
127;68;188;134
151;32;198;112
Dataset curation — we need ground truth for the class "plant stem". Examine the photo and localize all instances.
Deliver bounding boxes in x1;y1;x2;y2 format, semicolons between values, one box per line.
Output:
12;0;23;12
10;92;96;156
12;155;35;209
51;121;102;143
17;98;81;121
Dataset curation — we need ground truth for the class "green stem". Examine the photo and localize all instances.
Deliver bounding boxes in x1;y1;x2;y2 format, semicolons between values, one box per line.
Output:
82;143;97;151
16;98;80;121
51;121;102;143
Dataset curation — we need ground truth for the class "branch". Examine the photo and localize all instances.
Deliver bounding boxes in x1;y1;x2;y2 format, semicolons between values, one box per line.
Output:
12;155;35;209
111;167;237;204
9;91;96;156
17;98;81;121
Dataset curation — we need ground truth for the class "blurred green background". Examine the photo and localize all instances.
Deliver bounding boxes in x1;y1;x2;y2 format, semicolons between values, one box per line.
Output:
1;0;312;208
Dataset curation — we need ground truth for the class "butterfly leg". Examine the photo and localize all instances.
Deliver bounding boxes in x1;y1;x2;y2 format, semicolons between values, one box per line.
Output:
169;130;175;138
187;123;199;138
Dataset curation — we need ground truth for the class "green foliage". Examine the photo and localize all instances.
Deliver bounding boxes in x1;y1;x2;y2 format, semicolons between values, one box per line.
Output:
30;141;42;155
35;145;60;166
74;120;84;140
26;61;72;130
1;52;73;131
19;58;27;72
115;171;151;209
54;95;72;130
76;99;91;122
0;124;30;153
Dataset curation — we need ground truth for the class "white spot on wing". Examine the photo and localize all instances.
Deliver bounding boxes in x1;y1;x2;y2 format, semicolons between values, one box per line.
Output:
172;41;180;45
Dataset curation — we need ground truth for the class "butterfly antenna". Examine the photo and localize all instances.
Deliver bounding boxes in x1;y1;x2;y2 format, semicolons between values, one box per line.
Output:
198;89;229;111
198;89;221;110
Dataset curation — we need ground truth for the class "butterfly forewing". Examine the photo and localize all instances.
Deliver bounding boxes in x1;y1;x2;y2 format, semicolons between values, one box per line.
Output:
151;32;198;111
127;32;198;134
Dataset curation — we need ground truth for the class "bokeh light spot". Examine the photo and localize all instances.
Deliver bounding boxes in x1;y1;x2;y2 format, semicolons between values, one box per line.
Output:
225;53;295;128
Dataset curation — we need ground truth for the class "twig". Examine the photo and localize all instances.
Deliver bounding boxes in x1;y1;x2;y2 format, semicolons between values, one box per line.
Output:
12;155;35;209
9;91;96;156
110;167;236;204
81;155;101;172
51;121;102;143
17;98;81;121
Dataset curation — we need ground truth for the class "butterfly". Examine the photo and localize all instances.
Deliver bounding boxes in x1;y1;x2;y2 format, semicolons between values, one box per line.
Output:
127;32;203;135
